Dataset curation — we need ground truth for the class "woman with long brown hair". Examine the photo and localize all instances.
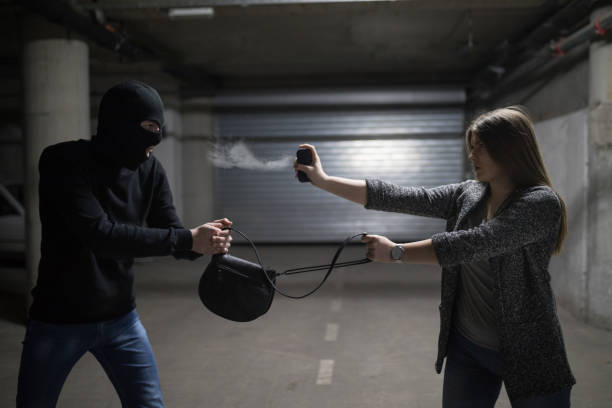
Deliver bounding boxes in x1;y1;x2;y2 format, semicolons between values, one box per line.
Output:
294;106;575;407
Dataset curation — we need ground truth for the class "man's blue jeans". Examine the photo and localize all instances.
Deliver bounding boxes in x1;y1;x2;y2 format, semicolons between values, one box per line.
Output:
443;329;571;408
17;309;164;408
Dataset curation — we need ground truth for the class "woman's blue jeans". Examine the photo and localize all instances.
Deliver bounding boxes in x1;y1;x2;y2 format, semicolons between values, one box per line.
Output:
16;309;164;408
443;329;571;408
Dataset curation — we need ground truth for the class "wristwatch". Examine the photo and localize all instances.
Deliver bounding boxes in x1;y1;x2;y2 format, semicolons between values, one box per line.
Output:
391;244;404;263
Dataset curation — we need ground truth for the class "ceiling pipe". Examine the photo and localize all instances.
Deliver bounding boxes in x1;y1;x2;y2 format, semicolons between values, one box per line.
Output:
485;10;612;97
22;0;155;60
510;0;591;57
470;0;590;85
469;0;606;103
22;0;218;91
553;9;612;55
484;39;589;105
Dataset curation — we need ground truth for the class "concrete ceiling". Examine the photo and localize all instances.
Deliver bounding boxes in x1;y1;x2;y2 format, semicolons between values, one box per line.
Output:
74;0;585;86
6;0;595;96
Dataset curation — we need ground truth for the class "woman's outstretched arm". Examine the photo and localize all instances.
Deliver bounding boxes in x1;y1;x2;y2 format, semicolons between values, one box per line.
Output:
294;144;367;206
295;144;463;219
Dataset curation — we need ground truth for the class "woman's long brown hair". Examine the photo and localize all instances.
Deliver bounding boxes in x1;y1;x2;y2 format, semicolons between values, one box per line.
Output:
465;106;567;254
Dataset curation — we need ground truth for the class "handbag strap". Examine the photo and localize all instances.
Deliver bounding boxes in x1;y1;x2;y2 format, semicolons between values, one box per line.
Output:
224;227;371;299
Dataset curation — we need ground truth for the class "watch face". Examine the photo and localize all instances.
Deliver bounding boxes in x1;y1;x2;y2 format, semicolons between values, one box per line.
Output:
391;245;402;260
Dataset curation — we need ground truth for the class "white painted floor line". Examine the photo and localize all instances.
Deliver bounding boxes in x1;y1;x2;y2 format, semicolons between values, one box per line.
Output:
316;359;335;385
325;323;339;342
330;299;342;312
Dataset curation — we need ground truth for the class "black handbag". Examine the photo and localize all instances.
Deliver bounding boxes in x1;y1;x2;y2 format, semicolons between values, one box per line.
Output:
199;253;276;322
198;228;370;322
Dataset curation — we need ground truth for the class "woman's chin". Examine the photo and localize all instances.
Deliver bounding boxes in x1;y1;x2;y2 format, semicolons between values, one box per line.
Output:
474;173;488;182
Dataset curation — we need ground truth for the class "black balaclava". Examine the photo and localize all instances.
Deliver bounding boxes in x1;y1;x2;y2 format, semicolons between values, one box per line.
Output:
93;80;165;170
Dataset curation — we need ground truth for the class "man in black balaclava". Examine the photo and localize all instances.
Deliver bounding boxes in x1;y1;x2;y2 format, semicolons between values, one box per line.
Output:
16;80;232;408
94;79;166;170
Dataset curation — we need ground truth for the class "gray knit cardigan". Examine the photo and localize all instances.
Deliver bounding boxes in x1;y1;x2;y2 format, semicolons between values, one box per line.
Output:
365;178;575;401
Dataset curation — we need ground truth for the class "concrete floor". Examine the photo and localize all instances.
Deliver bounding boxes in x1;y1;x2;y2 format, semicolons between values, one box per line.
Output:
1;245;612;407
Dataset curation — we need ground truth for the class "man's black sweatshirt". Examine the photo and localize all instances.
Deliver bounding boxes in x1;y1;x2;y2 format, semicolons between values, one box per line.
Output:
30;140;197;323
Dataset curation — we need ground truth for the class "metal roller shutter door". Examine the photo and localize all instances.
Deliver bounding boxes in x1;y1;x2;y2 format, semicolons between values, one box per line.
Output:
213;108;465;243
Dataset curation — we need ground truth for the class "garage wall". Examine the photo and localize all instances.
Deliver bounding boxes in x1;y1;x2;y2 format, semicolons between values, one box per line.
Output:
534;110;589;320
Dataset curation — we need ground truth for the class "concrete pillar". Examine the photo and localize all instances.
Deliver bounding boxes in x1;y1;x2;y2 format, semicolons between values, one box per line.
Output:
586;6;612;329
180;101;215;228
23;39;89;308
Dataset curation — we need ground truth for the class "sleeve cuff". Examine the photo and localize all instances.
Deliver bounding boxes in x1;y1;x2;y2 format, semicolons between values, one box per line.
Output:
364;179;382;210
175;228;193;252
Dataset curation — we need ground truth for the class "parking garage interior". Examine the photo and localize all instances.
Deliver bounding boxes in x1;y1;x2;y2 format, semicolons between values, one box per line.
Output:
1;0;612;407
